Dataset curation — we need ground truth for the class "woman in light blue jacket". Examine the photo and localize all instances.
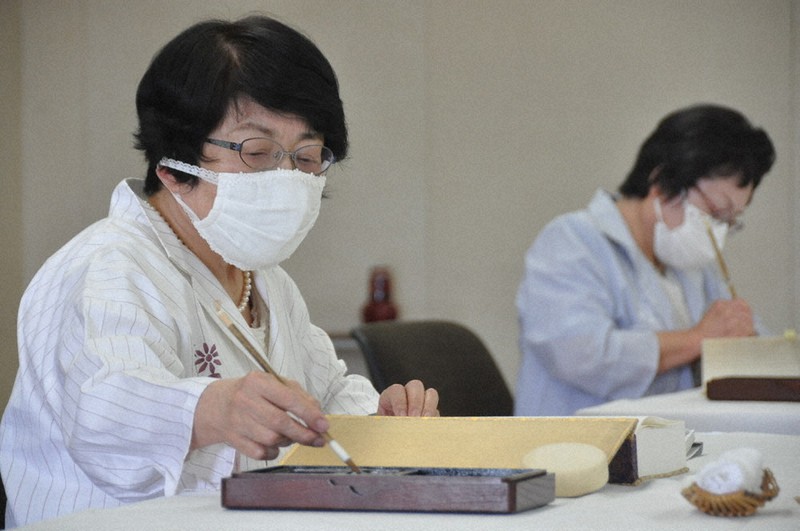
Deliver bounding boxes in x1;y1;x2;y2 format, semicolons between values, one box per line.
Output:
515;104;774;416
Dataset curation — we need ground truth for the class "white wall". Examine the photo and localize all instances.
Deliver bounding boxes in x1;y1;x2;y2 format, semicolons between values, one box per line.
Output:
422;0;795;384
1;0;23;409
3;0;797;407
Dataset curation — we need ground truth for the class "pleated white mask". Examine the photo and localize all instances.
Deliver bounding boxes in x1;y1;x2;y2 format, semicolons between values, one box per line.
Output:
158;158;325;270
653;198;728;271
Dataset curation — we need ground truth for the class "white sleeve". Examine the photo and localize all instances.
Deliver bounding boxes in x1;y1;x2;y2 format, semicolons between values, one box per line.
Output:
264;267;380;415
305;323;380;415
35;247;231;500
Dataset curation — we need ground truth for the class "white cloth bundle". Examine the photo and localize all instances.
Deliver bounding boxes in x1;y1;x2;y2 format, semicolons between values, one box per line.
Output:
695;447;764;494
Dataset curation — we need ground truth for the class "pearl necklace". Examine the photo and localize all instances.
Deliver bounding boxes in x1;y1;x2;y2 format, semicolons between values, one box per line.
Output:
238;270;252;312
145;198;252;314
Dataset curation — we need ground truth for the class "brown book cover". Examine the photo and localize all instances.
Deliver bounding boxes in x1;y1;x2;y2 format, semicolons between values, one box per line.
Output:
702;336;800;402
706;377;800;402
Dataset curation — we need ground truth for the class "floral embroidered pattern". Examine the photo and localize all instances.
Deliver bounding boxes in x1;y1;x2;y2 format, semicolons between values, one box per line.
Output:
195;343;222;378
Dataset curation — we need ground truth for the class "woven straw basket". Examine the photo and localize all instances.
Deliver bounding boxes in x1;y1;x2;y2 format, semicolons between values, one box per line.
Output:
681;468;779;517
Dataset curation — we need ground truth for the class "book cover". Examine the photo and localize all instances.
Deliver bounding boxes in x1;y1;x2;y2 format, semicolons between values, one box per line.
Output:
702;335;800;401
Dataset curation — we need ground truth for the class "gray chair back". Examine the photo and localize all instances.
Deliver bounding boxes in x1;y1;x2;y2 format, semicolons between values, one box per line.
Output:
350;320;513;416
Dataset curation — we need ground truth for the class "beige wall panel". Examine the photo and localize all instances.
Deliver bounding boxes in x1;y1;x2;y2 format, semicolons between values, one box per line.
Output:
8;1;797;407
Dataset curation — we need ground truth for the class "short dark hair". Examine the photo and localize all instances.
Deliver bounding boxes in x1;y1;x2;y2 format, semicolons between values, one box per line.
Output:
618;104;775;199
135;15;348;194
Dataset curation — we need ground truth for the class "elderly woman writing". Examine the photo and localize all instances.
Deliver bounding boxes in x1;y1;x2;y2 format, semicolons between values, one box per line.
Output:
0;16;438;527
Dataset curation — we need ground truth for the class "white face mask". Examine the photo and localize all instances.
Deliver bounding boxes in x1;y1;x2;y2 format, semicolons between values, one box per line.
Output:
158;158;325;270
653;197;728;271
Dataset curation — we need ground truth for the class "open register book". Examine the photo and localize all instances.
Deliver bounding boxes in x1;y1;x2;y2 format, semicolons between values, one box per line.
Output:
702;335;800;401
614;416;693;483
282;415;689;487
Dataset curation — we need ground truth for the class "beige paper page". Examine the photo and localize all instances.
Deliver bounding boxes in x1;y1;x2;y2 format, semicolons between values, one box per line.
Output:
283;416;637;469
702;336;800;389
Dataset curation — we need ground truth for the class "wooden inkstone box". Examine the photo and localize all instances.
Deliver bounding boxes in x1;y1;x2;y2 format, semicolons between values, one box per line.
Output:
222;466;555;513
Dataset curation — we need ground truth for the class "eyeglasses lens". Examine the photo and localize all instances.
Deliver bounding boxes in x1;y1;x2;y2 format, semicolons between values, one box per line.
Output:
240;138;333;175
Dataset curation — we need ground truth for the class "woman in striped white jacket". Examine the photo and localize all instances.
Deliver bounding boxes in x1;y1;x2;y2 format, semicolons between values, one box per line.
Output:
0;15;438;527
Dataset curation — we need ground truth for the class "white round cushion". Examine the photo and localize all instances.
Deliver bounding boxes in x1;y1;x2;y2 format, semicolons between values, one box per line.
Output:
522;442;609;497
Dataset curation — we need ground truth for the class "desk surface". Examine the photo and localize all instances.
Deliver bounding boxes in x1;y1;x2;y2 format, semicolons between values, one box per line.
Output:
576;389;800;435
19;432;800;531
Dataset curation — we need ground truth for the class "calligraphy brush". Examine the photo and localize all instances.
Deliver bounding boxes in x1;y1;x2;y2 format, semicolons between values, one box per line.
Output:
215;301;362;473
705;221;737;299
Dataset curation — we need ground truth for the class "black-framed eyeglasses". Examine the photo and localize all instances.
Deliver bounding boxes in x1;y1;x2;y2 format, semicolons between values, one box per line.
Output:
206;137;335;175
692;185;745;234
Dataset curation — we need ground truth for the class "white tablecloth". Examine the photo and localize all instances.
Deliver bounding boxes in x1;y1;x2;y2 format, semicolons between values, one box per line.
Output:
576;389;800;435
18;432;800;531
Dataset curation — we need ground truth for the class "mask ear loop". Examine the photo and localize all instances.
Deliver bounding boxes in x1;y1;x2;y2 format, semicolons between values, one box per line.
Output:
156;158;219;223
158;157;220;185
653;196;665;223
655;188;691;226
